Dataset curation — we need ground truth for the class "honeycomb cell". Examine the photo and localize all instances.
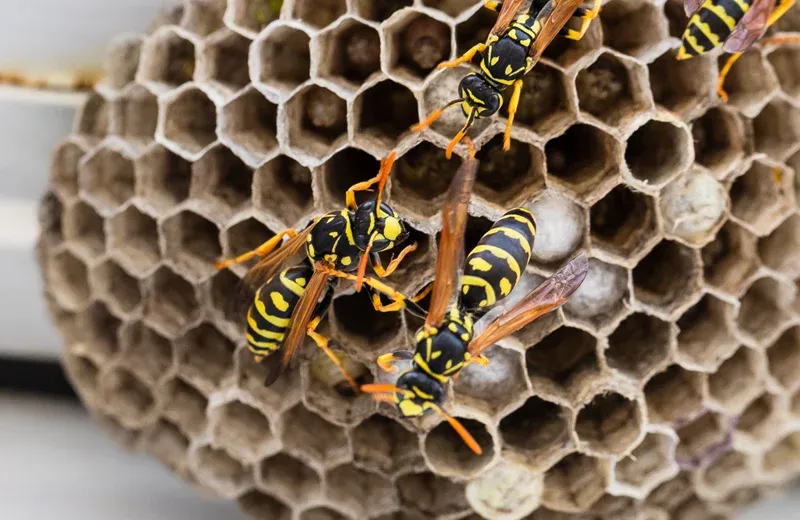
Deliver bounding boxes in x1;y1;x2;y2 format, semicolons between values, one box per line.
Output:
47;250;90;311
541;453;610;513
91;412;141;450
134;145;192;215
645;364;705;424
632;240;701;316
293;0;346;28
332;289;403;355
385;11;452;85
600;0;669;60
701;221;759;297
302;354;374;426
101;34;142;92
737;393;783;446
472;134;546;206
107;205;160;277
198;29;250;101
499;395;572;471
607;312;673;382
218;88;278;167
699;449;751;498
280;405;349;468
179;0;225;36
161;210;222;282
708;347;763;414
320;146;379;205
74;301;122;364
210;400;276;463
119;321;173;385
220;218;273;271
142;419;189;473
763;432;800;478
351;415;423;478
768;43;800;98
253;154;313;227
326;464;397;518
143;267;201;338
527;192;584;264
718;50;779;115
575;390;644;456
299;506;349;520
354;79;418;152
285;84;348;160
64;354;100;401
501;63;576;138
259;452;321;504
352;0;411;22
452;345;529;418
158;86;217;159
525;326;601;401
424;417;494;477
562;258;630;333
423;0;481;18
545;123;620;201
392;141;462;216
39;192;64;247
454;3;494;59
238;348;304;416
614;433;678;497
238;490;291;520
541;16;603;69
675;411;732;470
676;294;738;372
89;260;143;320
253;24;311;98
176;323;236;393
692;107;746;176
50;140;87;202
98;367;157;428
137;27;196;91
76;93;110;141
63;201;105;261
78;145;135;213
649;50;714;118
315;18;381;90
192;445;253;497
576;52;651;128
659;168;727;247
738;276;794;345
729;159;794;235
767;326;800;392
396;472;469;518
758;214;800;278
624;118;692;187
111;85;158;150
590;184;659;261
753;99;800;161
163;377;209;437
225;0;279;39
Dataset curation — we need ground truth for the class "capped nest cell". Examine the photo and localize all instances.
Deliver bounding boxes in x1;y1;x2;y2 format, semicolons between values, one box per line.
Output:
38;0;800;519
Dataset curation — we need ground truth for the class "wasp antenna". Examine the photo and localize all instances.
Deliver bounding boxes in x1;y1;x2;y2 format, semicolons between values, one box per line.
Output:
428;403;482;455
375;151;396;210
445;108;476;160
411;98;463;133
355;236;376;292
361;383;406;394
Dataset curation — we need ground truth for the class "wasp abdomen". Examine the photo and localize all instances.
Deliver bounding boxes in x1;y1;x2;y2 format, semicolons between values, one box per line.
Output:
460;208;536;312
679;0;753;58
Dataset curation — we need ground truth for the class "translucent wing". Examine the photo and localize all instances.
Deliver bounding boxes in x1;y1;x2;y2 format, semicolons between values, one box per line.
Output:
489;0;535;40
527;0;585;63
684;0;704;16
468;253;589;356
425;157;478;328
242;225;314;291
723;0;773;53
278;267;332;373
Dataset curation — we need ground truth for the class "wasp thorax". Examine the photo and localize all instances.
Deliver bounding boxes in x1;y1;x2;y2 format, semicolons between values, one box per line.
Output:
353;200;408;252
458;73;503;119
395;370;446;417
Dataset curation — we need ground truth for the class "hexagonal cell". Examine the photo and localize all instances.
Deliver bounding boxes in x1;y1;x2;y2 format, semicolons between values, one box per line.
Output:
143;267;201;338
161;210;222;281
738;276;794;344
600;0;669;59
660;168;727;247
385;12;452;84
179;0;225;36
176;323;236;392
649;50;714;118
424;417;494;477
63;201;105;261
299;506;349;520
758;214;800;278
252;155;312;228
545;123;619;200
676;294;738;371
321;146;379;205
192;445;252;496
645;368;709;434
64;354;100;400
198;29;250;100
50;140;86;201
238;490;291;520
101;35;141;91
253;25;311;96
767;326;800;392
753;99;800;161
192;146;254;216
284;85;348;160
692;107;746;176
137;28;196;90
525;326;600;400
466;459;545;520
281;405;349;467
75;302;122;363
238;346;304;415
159;86;217;159
541;16;603;69
590;184;658;260
455;3;494;58
259;457;320;510
47;250;90;311
327;464;397;518
453;346;528;417
316;18;381;90
392;141;462;216
422;0;480;17
354;79;418;149
525;192;584;265
351;415;423;477
39;191;64;249
717;50;778;113
473;134;546;206
90;261;142;316
210;401;275;462
303;353;374;426
163;377;208;437
332;289;403;355
79;146;135;212
575;391;643;456
107;205;160;276
625;118;691;187
219;88;278;167
119;321;173;385
142;418;189;472
700;449;751;497
763;432;800;478
98;367;156;427
352;0;411;21
225;0;279;38
76;93;110;141
614;433;677;495
111;85;158;150
562;258;630;332
576;52;650;128
730;159;793;236
90;412;140;450
221;218;274;269
501;63;576;138
708;347;762;414
607;312;672;382
647;472;693;513
499;395;571;470
396;472;468;518
632;240;700;315
701;221;759;296
675;411;732;470
291;0;345;28
768;43;800;98
134;145;192;215
542;453;609;513
737;393;783;443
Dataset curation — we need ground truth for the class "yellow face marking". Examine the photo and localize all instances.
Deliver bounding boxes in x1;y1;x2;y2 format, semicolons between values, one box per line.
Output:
383;217;402;241
340;256;352;266
270;291;290;312
414;352;449;383
399;400;424;417
468;257;493;272
413;386;434;399
500;277;512;296
505;64;514;76
466;88;486;105
368;212;375;234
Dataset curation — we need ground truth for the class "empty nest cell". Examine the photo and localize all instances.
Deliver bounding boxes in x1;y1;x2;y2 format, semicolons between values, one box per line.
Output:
649;50;714;117
259;452;321;505
576;52;649;127
752;99;800;161
385;12;452;84
321;146;380;205
624;118;691;187
351;415;423;478
614;432;676;494
392;141;462;215
632;240;700;315
192;445;252;496
50;140;85;201
79;146;135;212
253;154;312;226
525;326;600;400
763;433;800;477
284;84;348;160
161;210;222;281
98;367;156;428
238;490;291;520
160;86;217;159
302;354;374;426
717;50;778;112
221;218;274;268
607;312;672;382
143;418;189;472
90;260;142;316
332;289;402;354
163;377;209;438
315;18;382;89
644;364;704;424
396;472;468;518
701;221;759;296
708;346;762;414
226;0;280;38
600;0;669;59
767;326;800;391
675;411;732;471
499;395;571;470
280;404;349;468
199;29;250;99
737;276;793;344
292;0;346;28
138;28;196;89
176;322;236;392
47;250;90;311
737;393;782;444
424;417;494;477
676;294;738;371
219;88;278;166
474;135;545;206
143;267;201;337
758;214;800;278
692;107;746;175
768;43;800;98
452;345;529;417
352;0;411;21
135;145;192;214
77;93;110;141
354;80;418;148
63;201;105;261
107;205;160;276
590;184;658;260
191;145;254;216
253;25;311;96
326;463;397;518
102;35;141;91
575;391;644;456
545;123;619;199
699;448;751;497
120;321;173;384
64;354;100;400
501;63;575;137
210;400;275;462
542;453;610;513
111;85;158;149
298;506;348;520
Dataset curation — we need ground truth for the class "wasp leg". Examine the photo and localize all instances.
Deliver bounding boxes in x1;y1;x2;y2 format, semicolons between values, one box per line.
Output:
377;351;414;373
484;0;502;12
437;42;487;70
323;265;426;316
716;53;742;102
767;0;795;28
564;0;601;40
306;317;360;394
503;79;524;151
214;229;298;270
345;152;397;210
371;243;419;278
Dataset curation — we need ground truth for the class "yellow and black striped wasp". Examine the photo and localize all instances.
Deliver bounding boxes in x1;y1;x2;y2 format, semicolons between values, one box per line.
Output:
214;152;420;391
678;0;796;101
357;144;589;454
412;0;602;158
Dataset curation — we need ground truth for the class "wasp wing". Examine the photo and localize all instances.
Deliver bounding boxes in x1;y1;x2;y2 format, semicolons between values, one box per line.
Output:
425;157;478;328
723;0;773;53
527;0;585;64
241;225;314;291
278;266;332;374
488;0;535;40
684;0;704;17
468;253;588;357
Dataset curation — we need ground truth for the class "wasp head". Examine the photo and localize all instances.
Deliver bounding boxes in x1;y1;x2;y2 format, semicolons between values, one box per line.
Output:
353;200;408;253
458;73;502;119
392;370;446;417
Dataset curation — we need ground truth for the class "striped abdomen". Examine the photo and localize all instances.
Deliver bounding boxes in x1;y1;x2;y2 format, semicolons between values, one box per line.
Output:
678;0;753;58
460;208;536;313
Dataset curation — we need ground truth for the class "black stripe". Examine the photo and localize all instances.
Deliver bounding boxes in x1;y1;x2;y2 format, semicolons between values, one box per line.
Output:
0;356;78;400
688;20;718;53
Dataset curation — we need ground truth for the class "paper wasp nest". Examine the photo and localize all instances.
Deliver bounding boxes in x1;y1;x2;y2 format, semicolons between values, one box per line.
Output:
38;0;800;518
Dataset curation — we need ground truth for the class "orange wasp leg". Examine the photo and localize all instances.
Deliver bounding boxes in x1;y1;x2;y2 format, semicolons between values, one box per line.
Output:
214;229;298;270
306;316;361;394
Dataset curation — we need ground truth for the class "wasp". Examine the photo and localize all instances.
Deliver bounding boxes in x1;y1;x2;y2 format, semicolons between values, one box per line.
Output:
678;0;797;101
358;147;589;454
214;152;421;391
411;0;601;158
